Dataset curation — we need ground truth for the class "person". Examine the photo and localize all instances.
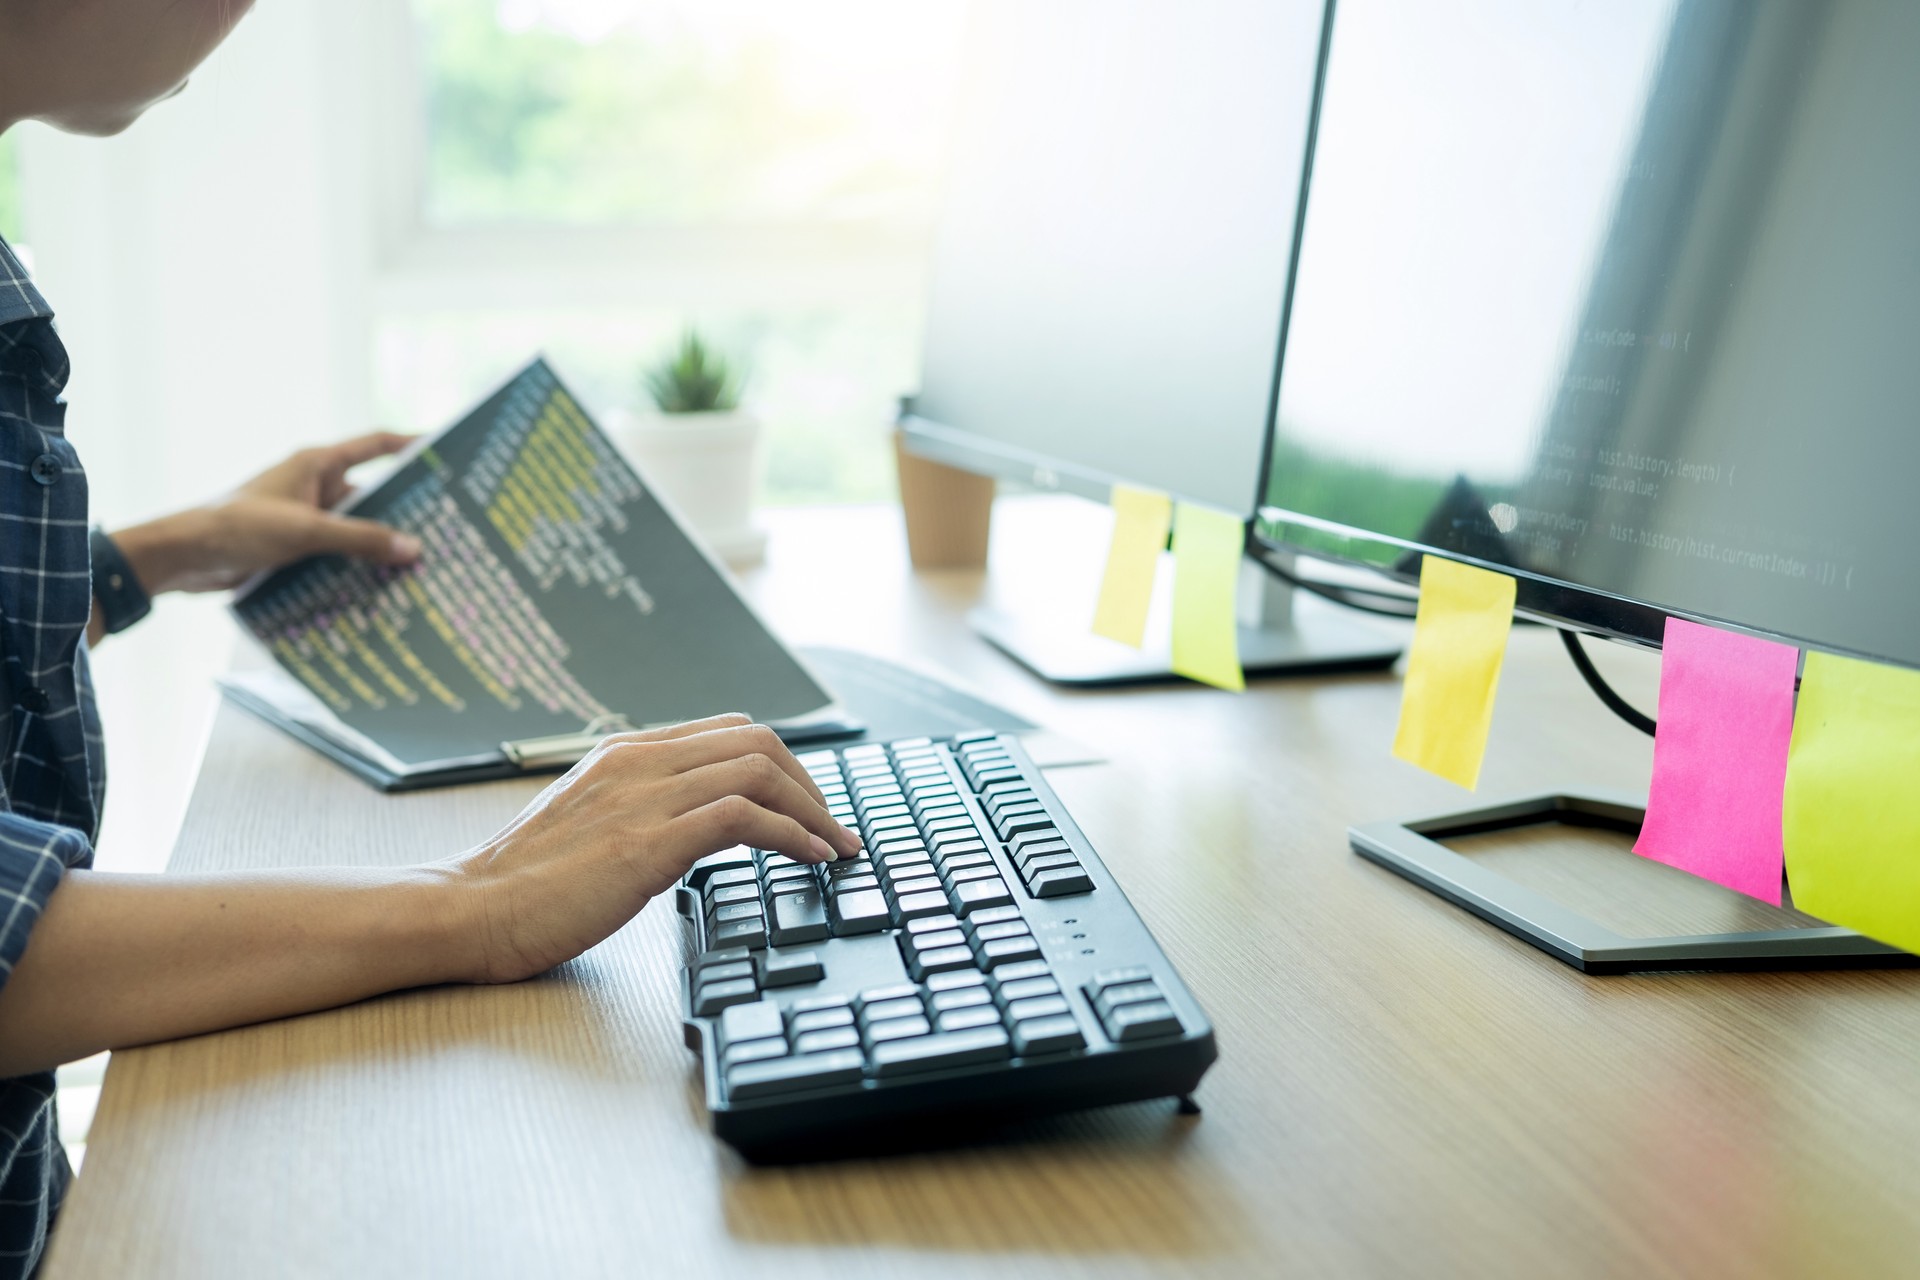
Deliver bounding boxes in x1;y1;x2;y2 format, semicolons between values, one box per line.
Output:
0;4;864;1273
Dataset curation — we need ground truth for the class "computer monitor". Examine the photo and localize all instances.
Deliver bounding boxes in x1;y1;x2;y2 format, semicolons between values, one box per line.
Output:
902;0;1398;683
1254;0;1920;969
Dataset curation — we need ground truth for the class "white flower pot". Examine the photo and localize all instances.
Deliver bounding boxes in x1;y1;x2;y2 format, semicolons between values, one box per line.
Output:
606;407;767;568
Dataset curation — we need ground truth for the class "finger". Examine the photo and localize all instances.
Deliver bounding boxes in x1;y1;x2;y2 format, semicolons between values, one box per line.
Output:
323;431;418;471
651;722;828;808
607;712;754;746
673;794;837;866
671;755;859;857
293;512;422;565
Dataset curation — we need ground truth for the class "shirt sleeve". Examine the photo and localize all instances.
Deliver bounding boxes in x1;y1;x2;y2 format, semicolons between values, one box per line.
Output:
0;812;90;993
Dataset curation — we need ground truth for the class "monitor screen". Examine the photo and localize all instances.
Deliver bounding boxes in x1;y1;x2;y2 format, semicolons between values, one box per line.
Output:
1259;0;1920;668
908;0;1326;515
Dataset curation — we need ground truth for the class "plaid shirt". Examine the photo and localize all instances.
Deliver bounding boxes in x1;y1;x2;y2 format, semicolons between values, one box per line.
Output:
0;236;105;1278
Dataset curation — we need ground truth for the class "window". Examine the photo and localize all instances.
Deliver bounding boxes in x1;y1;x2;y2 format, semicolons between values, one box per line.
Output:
377;1;970;505
0;131;23;245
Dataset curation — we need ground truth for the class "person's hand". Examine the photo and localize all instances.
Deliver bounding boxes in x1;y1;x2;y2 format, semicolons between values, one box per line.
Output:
444;714;865;985
112;432;422;595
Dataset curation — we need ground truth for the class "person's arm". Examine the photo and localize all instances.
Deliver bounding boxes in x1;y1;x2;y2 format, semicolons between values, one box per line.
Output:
87;432;424;647
0;715;864;1078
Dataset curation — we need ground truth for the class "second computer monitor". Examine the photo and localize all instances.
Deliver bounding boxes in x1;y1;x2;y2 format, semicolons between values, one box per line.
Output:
905;0;1326;516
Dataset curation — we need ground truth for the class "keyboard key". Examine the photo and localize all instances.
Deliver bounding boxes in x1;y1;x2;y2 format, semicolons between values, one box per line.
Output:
1011;832;1072;858
705;866;760;891
996;976;1060;1003
693;946;750;972
906;912;961;935
828;873;880;895
726;1048;865;1100
946;865;1002;887
1013;1015;1086;1056
722;1038;788;1067
795;749;840;769
693;977;759;1017
864;1015;932;1046
719;1000;785;1047
790;1006;854;1034
710;918;768;950
685;849;755;890
699;960;755;986
1016;847;1078;874
936;851;995;875
709;883;761;908
951;729;1000;746
891;875;944;900
912;928;967;952
979;935;1043;969
911;945;977;980
1028;866;1095;898
930;830;986;854
968;906;1024;928
831;888;891;935
1107;999;1183;1041
793;1027;860;1055
925;968;988;993
769;887;830;946
1095;980;1162;1019
924;817;978;840
937;1005;1006;1033
862;996;924;1024
758;950;824;988
897;890;951;922
994;959;1052;984
1090;965;1153;991
858;984;922;1007
917;803;969;825
985;788;1035;815
950;878;1015;916
870;1025;1012;1078
998;813;1055;841
1008;994;1071;1023
971;920;1031;944
972;765;1023;790
930;986;995;1012
708;901;765;926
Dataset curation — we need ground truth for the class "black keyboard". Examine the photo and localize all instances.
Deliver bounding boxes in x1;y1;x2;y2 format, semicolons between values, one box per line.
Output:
675;730;1217;1158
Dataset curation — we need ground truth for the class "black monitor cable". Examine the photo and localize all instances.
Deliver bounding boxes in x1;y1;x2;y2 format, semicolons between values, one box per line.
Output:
1249;547;1420;620
1560;629;1657;736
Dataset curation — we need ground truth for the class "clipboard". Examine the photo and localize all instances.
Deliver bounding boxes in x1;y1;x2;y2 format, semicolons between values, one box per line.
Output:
226;357;867;787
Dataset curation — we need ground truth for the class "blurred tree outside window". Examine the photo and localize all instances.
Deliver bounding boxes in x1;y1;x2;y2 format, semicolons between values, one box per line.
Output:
0;133;24;245
388;0;969;505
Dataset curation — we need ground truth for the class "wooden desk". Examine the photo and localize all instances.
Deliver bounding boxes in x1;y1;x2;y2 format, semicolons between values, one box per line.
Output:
47;499;1920;1278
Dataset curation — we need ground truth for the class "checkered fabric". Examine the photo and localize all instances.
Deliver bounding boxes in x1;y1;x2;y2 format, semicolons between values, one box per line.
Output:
0;234;105;1279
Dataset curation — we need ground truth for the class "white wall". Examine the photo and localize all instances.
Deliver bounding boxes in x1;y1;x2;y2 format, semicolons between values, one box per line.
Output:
15;1;386;870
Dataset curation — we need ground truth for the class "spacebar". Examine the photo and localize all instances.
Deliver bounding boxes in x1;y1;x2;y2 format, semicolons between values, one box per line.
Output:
870;1026;1011;1077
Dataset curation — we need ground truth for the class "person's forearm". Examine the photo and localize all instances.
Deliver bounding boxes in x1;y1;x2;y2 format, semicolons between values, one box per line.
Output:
0;864;480;1077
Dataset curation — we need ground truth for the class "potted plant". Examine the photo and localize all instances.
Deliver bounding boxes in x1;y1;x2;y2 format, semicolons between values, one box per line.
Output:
609;331;766;567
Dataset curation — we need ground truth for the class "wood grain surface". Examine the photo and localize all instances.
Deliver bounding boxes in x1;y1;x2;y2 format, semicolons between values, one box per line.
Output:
44;499;1920;1279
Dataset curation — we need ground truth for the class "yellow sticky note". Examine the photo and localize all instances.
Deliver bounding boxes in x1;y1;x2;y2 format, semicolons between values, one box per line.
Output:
1092;484;1173;648
1392;555;1516;789
1169;502;1246;692
1783;652;1920;954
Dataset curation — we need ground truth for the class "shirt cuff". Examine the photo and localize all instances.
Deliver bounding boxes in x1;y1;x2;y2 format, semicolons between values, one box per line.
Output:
0;816;90;993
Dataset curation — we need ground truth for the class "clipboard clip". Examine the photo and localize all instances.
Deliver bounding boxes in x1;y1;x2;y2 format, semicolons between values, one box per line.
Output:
500;714;638;770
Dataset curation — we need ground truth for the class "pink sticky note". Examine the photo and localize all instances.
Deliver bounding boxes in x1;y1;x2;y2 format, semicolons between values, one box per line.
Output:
1633;618;1800;904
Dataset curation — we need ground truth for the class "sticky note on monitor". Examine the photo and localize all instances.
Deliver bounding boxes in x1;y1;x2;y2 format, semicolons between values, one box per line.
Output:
1633;618;1798;905
1783;651;1920;953
1091;484;1173;649
1169;502;1246;692
1392;555;1515;790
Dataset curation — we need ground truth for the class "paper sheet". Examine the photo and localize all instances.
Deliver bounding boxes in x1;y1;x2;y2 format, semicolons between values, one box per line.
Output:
1633;618;1798;904
1392;555;1515;790
1091;484;1173;649
1168;502;1246;692
1783;651;1920;953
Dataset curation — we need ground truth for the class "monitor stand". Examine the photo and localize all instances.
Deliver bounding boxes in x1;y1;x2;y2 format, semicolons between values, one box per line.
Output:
1350;791;1915;973
970;554;1402;686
